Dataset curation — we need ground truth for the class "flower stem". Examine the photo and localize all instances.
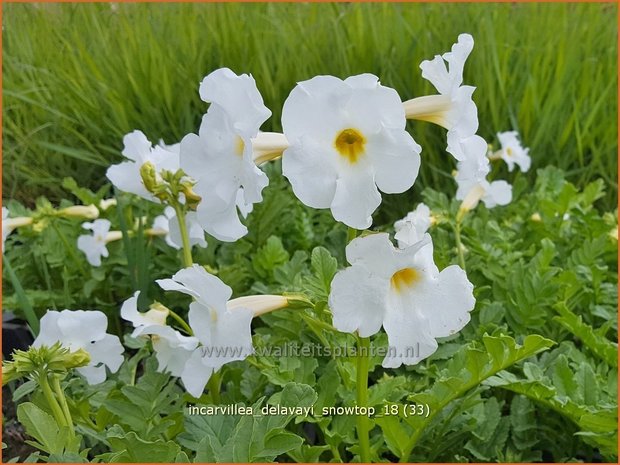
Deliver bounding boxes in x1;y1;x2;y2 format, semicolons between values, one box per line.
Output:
347;227;359;244
168;309;193;336
39;372;68;430
50;375;75;440
172;203;193;268
208;371;222;404
356;335;371;463
454;219;466;271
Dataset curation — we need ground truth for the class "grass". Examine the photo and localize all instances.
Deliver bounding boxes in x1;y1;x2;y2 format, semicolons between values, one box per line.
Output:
2;2;618;209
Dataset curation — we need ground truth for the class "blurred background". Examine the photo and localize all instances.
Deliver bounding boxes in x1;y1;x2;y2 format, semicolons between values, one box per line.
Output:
2;2;618;209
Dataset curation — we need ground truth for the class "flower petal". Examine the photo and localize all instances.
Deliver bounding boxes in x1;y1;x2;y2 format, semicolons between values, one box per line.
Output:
199;68;271;139
425;265;475;338
328;265;387;337
181;349;214;398
483;180;512;208
282;136;338;209
122;130;152;163
330;164;381;229
157;265;232;313
381;296;438;368
106;161;152;200
365;126;421;194
86;334;125;374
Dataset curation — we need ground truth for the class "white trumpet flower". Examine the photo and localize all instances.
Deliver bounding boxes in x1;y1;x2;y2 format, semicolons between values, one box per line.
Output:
404;33;478;161
33;310;124;384
282;74;421;229
106;130;180;202
152;206;207;250
394;203;435;248
455;135;512;210
180;68;271;242
121;291;199;377
121;291;169;327
156;265;254;397
495;131;531;172
328;233;475;367
2;207;33;253
77;219;122;267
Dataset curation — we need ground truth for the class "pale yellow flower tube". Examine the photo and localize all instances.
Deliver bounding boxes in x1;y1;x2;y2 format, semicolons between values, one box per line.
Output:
251;132;290;165
59;205;99;220
402;95;452;128
227;294;289;316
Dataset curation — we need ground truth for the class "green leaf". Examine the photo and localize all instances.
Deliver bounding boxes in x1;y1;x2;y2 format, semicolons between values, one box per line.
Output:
104;428;181;463
553;303;618;367
252;236;290;279
397;334;554;461
17;402;70;455
304;246;338;300
485;372;617;459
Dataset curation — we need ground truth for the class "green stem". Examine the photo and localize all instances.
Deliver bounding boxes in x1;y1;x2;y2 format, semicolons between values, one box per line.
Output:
356;335;371;463
50;375;75;440
168;309;193;336
173;203;193;268
454;219;466;271
347;227;359;244
208;371;221;404
39;373;68;429
3;255;39;335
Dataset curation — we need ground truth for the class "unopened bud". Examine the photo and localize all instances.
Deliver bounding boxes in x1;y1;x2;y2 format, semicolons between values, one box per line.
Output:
99;198;117;211
180;182;202;210
63;348;91;369
59;205;99;220
140;161;159;193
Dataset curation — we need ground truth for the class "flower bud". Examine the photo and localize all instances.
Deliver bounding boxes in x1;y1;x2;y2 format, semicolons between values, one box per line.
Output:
63;348;91;369
99;198;117;211
180;182;202;210
59;204;99;220
140;161;159;193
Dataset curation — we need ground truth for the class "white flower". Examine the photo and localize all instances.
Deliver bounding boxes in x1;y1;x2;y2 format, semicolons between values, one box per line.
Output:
180;68;271;242
134;324;199;377
455;135;512;209
106;130;180;202
2;207;33;253
394;203;435;248
328;233;475;368
404;33;478;161
33;310;124;384
156;265;254;397
77;219;122;266
152;207;207;250
121;291;169;327
496;131;531;172
281;74;421;230
121;291;198;377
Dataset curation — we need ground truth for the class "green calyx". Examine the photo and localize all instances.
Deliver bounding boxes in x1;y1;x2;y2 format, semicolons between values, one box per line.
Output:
2;342;90;385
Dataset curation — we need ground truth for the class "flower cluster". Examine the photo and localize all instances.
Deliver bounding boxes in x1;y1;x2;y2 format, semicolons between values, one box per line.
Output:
3;32;532;399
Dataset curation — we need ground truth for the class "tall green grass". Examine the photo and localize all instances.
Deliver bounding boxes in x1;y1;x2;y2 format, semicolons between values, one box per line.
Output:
3;2;617;207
